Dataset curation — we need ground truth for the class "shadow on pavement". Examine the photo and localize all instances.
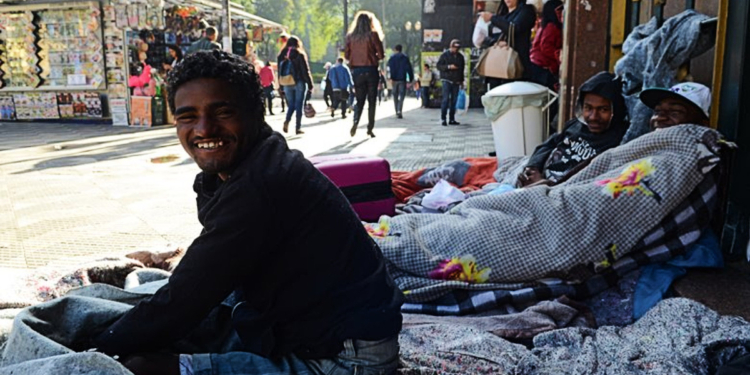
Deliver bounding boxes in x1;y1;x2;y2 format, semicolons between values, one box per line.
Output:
10;134;180;174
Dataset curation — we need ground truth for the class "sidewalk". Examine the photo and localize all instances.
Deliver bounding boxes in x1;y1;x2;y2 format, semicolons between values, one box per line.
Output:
0;98;496;269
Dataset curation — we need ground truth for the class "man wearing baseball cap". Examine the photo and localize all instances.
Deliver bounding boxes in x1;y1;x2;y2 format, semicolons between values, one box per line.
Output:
436;39;465;126
639;82;711;130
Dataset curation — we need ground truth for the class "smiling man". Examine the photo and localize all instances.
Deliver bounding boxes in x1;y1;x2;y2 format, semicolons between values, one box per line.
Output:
94;50;403;375
639;82;711;131
519;71;629;187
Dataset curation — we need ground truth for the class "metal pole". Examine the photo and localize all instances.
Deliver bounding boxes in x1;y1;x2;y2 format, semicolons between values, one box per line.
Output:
344;0;348;44
631;0;641;33
382;0;387;68
222;0;232;53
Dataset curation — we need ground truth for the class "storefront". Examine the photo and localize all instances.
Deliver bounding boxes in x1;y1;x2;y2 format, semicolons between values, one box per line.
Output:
0;2;107;121
0;0;285;125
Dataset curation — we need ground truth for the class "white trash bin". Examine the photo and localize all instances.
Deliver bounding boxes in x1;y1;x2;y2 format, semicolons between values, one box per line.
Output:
481;81;557;161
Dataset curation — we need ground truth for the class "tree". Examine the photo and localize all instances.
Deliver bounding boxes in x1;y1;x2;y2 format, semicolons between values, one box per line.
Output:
251;0;344;63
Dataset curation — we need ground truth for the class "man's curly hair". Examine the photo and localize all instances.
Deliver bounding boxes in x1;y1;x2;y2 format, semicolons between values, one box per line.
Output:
166;50;263;119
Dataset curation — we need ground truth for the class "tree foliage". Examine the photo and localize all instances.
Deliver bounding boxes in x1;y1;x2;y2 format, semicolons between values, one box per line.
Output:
249;0;421;64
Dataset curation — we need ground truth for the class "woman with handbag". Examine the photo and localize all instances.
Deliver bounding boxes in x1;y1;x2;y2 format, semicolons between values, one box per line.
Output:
480;0;536;89
277;37;314;135
529;0;563;91
345;11;385;138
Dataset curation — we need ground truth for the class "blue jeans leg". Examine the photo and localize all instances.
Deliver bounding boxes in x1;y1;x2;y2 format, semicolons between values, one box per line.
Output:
392;81;406;115
441;81;453;120
190;336;399;375
284;85;297;124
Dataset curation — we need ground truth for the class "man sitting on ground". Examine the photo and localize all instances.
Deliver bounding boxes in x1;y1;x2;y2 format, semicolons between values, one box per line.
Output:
519;71;629;187
639;82;711;130
93;50;403;375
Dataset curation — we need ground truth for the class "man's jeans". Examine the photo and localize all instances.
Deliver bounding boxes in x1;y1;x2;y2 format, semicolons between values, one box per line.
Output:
284;81;307;130
420;86;430;107
392;81;406;115
189;336;400;375
331;89;349;115
180;292;400;375
440;80;460;122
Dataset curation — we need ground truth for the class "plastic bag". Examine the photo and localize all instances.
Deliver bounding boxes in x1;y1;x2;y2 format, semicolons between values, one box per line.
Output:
456;89;468;114
473;18;490;48
422;179;466;211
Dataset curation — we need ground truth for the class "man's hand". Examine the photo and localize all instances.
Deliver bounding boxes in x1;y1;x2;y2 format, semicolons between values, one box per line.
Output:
448;64;457;70
120;353;180;375
517;167;543;187
480;11;493;22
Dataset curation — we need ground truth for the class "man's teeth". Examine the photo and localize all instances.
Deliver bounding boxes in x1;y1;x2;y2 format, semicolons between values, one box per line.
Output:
196;141;224;149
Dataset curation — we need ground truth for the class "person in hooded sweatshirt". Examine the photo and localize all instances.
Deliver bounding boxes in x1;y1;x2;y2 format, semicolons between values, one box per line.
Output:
518;71;628;187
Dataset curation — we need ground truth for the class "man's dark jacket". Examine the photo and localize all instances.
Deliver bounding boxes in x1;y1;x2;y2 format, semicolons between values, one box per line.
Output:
387;52;414;82
527;71;628;182
95;125;403;359
436;50;465;84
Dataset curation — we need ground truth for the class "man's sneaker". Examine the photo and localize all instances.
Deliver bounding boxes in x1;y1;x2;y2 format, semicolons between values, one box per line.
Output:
283;121;289;133
296;129;305;135
441;120;447;126
331;110;335;118
397;113;403;119
449;120;461;125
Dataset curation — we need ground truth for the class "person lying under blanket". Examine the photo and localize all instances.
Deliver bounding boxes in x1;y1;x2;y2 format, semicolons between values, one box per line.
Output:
640;81;711;130
518;71;629;187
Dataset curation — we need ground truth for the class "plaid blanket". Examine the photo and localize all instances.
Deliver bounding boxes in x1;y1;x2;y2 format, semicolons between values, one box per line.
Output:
374;125;728;305
401;173;717;315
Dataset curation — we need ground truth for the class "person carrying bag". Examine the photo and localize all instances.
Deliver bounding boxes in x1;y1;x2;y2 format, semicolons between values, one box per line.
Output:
476;24;524;80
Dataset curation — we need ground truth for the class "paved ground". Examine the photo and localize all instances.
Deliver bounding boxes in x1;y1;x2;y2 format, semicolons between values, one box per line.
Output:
0;98;496;269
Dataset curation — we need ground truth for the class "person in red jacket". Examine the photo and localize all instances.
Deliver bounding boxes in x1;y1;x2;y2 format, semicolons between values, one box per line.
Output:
259;61;276;115
529;0;563;91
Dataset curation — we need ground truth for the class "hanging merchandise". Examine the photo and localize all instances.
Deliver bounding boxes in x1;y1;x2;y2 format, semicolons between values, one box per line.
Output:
115;6;128;29
0;12;42;89
35;7;105;89
0;96;16;120
56;92;102;118
13;92;58;119
127;4;138;28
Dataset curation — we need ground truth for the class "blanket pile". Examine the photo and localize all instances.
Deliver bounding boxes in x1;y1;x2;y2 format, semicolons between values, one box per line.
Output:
2;292;749;374
375;125;726;304
391;157;498;203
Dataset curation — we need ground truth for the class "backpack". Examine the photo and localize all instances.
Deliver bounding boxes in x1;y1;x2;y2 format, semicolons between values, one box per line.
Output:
279;50;296;86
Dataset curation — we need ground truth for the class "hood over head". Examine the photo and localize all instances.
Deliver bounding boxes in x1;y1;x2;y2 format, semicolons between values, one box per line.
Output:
577;71;629;132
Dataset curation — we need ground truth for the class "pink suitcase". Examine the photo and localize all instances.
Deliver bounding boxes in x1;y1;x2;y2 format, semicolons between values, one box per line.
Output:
308;154;396;222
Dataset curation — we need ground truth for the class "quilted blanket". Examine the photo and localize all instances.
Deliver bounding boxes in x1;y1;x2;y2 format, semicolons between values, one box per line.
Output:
374;125;726;302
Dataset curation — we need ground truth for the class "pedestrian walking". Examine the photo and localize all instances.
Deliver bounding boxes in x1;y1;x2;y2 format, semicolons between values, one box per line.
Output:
323;62;333;108
345;11;385;138
436;39;465;126
419;63;434;108
259;61;276;115
377;69;387;105
387;44;414;119
277;37;314;135
329;58;353;119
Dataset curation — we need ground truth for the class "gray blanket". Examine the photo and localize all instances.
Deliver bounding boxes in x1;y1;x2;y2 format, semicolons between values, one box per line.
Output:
376;125;724;302
398;298;750;374
614;10;715;143
3;289;749;374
